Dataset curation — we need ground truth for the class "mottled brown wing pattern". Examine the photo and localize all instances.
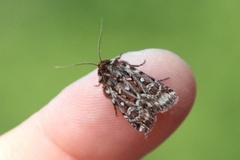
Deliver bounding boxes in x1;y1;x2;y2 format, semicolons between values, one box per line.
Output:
98;56;178;136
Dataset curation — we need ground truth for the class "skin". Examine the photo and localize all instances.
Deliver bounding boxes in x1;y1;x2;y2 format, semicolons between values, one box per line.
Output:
0;49;196;160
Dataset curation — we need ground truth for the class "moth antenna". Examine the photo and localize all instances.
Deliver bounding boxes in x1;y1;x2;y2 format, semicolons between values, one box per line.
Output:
55;62;97;69
98;18;103;62
56;20;103;69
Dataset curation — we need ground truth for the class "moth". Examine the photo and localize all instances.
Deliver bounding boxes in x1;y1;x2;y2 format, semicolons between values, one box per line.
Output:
98;55;178;136
56;22;178;137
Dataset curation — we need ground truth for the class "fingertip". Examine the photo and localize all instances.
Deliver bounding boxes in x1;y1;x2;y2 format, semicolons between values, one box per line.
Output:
39;48;196;159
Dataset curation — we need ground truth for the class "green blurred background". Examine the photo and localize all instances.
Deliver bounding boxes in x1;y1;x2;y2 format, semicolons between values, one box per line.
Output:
1;1;239;159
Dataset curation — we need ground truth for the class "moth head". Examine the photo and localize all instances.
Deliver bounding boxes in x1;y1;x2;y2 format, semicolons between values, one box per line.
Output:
97;59;111;77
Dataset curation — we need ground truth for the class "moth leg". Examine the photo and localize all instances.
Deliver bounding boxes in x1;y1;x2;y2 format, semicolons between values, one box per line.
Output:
94;83;101;87
114;106;118;117
159;77;170;81
116;53;123;60
132;59;146;67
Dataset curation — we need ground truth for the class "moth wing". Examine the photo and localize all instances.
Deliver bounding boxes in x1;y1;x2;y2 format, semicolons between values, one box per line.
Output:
103;85;157;135
101;59;178;136
119;61;178;112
